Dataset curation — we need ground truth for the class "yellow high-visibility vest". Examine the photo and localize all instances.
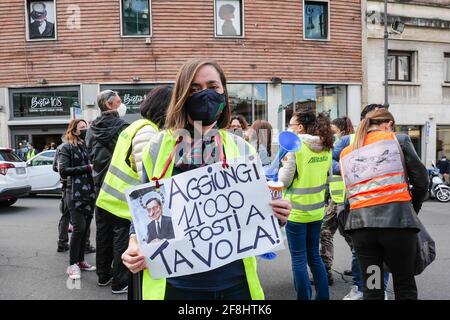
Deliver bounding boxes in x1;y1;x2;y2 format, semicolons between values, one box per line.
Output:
284;142;332;223
96;119;158;220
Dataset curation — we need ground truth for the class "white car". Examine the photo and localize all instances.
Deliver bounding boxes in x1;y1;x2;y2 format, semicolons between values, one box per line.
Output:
0;147;31;206
26;150;62;195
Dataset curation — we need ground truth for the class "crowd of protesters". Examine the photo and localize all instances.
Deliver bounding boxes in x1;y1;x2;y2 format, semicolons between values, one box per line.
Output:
54;59;431;301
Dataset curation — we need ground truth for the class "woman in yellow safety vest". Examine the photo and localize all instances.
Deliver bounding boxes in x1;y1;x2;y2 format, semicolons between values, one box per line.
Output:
121;58;292;300
279;110;334;300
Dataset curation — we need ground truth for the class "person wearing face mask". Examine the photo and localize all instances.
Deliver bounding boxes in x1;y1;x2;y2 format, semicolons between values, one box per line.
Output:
278;110;334;300
85;90;130;293
58;119;96;280
437;155;450;185
121;59;292;300
340;109;428;300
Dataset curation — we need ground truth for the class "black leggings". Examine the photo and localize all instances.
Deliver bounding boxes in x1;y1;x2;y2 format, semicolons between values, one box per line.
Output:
351;228;418;300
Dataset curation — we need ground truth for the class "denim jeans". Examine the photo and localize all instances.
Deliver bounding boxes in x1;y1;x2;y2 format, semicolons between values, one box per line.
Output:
351;249;390;292
165;282;251;300
286;220;330;300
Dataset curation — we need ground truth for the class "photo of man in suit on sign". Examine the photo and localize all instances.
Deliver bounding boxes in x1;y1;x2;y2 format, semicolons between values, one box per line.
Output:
145;197;175;243
29;1;55;39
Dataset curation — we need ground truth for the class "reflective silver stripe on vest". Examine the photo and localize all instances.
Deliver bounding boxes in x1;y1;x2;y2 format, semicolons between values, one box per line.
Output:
291;184;327;195
329;176;343;183
349;187;409;204
109;165;140;185
331;190;344;196
347;174;406;197
292;202;325;211
101;183;127;202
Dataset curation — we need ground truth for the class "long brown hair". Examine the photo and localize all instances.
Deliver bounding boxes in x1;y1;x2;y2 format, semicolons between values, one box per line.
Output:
292;111;334;150
353;109;395;150
251;120;272;157
165;59;231;131
65;119;87;145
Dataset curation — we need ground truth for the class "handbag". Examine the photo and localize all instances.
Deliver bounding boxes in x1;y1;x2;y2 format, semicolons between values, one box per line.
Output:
414;218;436;275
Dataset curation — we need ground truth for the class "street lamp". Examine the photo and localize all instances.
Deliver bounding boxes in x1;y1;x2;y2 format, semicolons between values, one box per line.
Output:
384;0;405;108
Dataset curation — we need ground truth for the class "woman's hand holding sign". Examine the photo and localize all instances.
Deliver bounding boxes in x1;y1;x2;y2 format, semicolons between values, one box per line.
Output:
270;199;291;225
122;236;146;274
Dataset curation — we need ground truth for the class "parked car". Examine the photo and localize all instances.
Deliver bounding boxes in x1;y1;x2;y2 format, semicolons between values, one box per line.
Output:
0;147;31;207
26;150;62;195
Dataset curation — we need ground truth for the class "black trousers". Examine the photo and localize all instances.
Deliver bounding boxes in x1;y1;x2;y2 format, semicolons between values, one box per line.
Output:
58;192;70;247
95;206;130;290
58;190;92;248
351;228;418;300
66;189;93;265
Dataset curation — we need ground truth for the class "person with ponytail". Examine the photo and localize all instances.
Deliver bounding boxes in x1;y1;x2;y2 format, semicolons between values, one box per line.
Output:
279;110;334;300
59;119;96;280
339;109;428;300
331;116;354;139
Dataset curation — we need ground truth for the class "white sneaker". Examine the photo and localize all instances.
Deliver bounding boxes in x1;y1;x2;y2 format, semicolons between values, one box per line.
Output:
67;264;81;280
343;285;363;300
385;291;389;300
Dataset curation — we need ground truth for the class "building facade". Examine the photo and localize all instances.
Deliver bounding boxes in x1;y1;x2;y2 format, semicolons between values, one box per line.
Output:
0;0;362;152
363;0;450;166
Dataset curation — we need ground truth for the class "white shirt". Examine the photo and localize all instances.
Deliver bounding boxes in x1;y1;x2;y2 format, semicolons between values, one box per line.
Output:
38;21;47;35
154;215;162;237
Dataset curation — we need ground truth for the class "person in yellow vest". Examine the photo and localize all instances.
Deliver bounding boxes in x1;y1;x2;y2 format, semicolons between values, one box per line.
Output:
26;143;37;160
319;116;354;285
95;85;172;294
278;110;334;300
340;109;428;300
121;58;291;300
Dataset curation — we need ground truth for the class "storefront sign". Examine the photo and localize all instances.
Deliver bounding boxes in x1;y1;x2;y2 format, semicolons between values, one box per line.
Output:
100;85;158;114
11;87;79;118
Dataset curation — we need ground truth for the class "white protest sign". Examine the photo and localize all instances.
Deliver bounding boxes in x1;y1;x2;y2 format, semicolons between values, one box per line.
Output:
126;154;284;279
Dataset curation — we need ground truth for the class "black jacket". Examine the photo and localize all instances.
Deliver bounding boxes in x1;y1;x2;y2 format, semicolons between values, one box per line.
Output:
345;133;429;231
85;112;128;193
146;215;175;243
58;142;95;214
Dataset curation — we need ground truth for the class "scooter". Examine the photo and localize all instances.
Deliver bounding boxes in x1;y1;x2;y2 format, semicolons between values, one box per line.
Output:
427;162;450;202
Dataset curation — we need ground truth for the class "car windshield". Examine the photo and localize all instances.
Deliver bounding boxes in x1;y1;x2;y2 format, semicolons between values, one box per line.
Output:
0;150;22;162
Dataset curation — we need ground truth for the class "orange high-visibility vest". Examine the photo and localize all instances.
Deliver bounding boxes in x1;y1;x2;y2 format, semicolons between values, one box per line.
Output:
339;131;411;210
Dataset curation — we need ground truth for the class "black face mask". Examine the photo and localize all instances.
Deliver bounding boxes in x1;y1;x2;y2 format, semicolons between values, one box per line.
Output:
78;129;87;140
185;89;225;126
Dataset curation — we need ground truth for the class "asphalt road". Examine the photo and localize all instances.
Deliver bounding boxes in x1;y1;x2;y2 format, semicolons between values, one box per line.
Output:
1;196;449;300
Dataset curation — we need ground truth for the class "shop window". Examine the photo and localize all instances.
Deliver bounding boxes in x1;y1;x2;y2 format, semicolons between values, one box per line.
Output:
227;84;267;125
121;0;151;36
437;126;450;160
395;125;422;158
26;0;57;41
388;51;413;81
445;53;450;83
214;0;244;38
304;0;329;40
10;87;79;118
282;84;347;130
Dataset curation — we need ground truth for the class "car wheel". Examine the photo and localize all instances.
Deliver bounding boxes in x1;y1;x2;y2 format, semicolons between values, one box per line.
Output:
436;189;450;202
0;198;18;207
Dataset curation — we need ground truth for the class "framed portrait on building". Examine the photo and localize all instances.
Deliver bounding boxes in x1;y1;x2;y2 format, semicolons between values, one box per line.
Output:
26;0;57;41
214;0;244;38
